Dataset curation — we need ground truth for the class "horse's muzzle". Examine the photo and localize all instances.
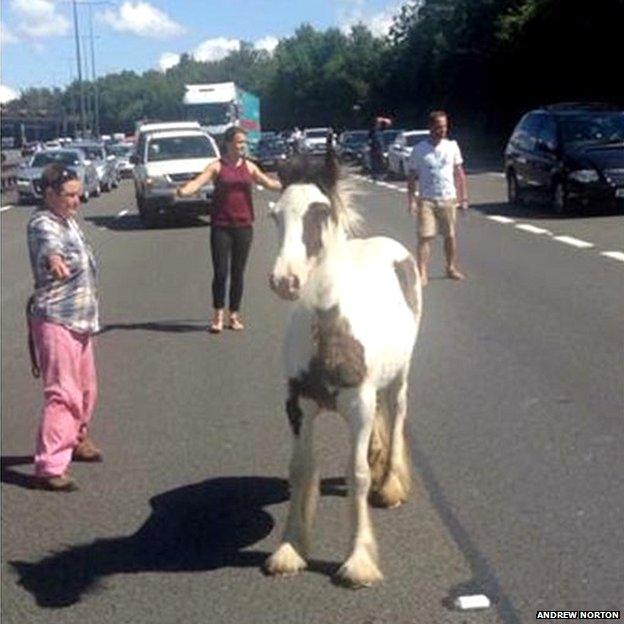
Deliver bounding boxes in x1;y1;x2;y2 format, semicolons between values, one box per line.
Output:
269;274;300;300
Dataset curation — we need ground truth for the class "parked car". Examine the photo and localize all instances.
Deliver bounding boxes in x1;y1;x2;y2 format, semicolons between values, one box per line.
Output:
16;149;99;204
301;127;331;155
504;103;624;213
387;129;429;178
255;137;289;171
73;141;119;192
106;142;135;178
132;127;220;226
336;130;369;163
361;129;404;173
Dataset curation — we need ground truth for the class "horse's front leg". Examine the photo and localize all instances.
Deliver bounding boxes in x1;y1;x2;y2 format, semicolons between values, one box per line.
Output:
265;396;319;577
335;385;383;588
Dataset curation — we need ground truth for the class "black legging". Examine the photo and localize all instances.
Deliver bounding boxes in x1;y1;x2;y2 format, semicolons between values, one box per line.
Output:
210;226;254;312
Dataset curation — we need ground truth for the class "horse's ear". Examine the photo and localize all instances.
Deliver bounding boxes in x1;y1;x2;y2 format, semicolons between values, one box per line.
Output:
323;148;340;191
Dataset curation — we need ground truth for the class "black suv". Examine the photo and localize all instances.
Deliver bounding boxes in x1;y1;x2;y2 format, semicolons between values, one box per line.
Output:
504;104;624;213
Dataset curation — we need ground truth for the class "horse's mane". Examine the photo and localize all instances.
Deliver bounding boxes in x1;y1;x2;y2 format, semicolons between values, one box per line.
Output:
278;154;363;237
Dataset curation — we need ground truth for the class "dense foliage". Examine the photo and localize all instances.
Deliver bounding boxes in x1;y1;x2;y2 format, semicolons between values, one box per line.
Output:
5;0;623;139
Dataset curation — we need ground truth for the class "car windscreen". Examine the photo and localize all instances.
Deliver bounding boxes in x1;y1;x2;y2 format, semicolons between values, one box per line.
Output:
343;132;368;145
305;130;328;139
107;144;133;157
147;135;216;162
31;152;80;167
405;134;427;147
259;140;287;151
77;146;104;160
560;113;624;147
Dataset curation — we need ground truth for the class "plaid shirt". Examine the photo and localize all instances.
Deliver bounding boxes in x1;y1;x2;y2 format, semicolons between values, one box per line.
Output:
27;208;99;334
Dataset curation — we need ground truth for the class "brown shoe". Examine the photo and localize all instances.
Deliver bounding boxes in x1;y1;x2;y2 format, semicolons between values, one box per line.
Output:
73;438;103;462
36;474;79;492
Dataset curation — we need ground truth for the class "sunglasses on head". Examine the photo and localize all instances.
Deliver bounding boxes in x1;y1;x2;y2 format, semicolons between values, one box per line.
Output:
43;168;79;192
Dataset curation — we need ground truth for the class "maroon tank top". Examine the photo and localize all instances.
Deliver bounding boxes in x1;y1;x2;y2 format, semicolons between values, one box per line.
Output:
211;158;254;227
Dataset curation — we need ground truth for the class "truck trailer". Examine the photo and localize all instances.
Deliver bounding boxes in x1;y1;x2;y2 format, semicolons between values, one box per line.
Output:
183;82;261;151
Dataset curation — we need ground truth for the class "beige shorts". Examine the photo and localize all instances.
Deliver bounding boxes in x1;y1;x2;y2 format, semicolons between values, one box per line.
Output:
417;198;457;239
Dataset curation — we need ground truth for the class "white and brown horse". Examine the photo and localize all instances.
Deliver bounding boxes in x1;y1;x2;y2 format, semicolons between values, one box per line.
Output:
265;152;422;588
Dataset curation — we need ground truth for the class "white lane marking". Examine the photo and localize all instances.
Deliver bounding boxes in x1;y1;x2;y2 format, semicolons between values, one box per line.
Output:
396;187;408;193
553;235;594;249
601;251;624;262
117;209;129;218
487;215;515;224
485;172;506;178
0;205;14;212
515;223;552;235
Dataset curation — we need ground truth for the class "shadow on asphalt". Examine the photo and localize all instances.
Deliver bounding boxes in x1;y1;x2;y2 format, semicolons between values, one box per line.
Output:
10;475;347;608
85;214;210;231
1;455;37;490
98;320;209;334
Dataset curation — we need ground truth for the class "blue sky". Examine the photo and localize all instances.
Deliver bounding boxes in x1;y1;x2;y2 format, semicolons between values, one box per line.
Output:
0;0;405;102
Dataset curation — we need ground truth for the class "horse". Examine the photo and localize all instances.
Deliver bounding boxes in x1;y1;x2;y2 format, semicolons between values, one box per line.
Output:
264;152;423;588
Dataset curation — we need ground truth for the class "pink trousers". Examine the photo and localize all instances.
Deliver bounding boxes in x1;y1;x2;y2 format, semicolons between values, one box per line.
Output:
31;319;98;477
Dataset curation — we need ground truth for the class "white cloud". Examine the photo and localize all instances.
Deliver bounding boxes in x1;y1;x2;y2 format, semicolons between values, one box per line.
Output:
254;36;279;54
158;52;180;72
1;21;20;45
193;37;240;62
10;0;70;39
336;0;400;38
0;84;19;104
100;1;185;39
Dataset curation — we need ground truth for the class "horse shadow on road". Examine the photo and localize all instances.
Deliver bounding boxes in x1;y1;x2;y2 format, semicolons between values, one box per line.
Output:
85;214;209;231
10;475;346;608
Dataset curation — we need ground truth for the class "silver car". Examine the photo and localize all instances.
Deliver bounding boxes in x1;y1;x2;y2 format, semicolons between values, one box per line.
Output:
16;149;99;204
73;142;119;192
106;142;135;178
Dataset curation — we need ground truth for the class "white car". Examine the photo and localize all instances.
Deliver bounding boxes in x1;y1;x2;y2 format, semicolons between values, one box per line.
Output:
387;130;429;179
301;127;330;155
133;127;219;226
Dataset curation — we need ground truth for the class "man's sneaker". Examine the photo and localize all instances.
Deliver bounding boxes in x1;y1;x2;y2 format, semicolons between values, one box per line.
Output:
36;474;79;492
73;438;103;462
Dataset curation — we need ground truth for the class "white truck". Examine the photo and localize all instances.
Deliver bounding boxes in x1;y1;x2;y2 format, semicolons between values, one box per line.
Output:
132;121;220;226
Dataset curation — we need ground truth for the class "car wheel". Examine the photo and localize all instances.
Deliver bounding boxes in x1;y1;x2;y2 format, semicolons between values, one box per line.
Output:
93;182;101;197
507;171;523;206
102;181;110;193
399;161;406;180
552;181;569;215
111;176;119;189
81;189;90;203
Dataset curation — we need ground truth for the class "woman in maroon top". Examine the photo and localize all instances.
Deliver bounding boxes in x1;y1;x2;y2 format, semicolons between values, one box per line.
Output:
177;127;281;332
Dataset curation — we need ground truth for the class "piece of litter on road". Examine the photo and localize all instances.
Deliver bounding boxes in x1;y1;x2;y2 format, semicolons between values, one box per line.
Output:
454;594;491;610
256;185;263;191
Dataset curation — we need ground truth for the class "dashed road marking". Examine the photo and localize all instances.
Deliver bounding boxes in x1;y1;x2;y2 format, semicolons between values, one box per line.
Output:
515;224;552;235
0;205;14;212
487;215;515;224
553;235;594;249
601;251;624;262
117;209;129;218
349;174;621;263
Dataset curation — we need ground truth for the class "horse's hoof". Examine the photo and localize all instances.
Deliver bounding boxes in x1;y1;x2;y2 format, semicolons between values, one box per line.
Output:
264;543;307;577
334;554;383;589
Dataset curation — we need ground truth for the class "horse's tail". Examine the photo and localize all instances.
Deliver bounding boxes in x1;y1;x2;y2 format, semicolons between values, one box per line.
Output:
367;382;412;508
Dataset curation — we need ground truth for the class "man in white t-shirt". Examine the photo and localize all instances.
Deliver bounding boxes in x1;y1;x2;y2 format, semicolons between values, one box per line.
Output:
407;110;469;285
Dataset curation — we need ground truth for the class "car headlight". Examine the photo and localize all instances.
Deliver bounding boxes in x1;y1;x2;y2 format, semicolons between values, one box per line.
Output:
146;175;170;188
569;169;599;183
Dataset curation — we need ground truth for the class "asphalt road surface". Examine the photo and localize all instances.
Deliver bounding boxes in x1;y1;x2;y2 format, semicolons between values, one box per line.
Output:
2;167;623;624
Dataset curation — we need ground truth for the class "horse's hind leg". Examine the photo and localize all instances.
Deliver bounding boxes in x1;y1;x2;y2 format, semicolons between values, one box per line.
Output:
377;370;412;508
335;385;383;588
265;398;319;576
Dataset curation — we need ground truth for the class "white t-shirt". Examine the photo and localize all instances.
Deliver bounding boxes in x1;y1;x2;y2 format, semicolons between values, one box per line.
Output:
407;138;463;200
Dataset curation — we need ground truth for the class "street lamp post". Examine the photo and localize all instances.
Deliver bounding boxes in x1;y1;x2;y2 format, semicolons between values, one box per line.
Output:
72;0;87;138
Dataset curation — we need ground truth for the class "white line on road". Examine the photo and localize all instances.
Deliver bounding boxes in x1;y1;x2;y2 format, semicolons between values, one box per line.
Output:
600;251;624;262
0;205;14;212
487;215;515;224
117;209;129;218
553;235;594;249
515;223;552;235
